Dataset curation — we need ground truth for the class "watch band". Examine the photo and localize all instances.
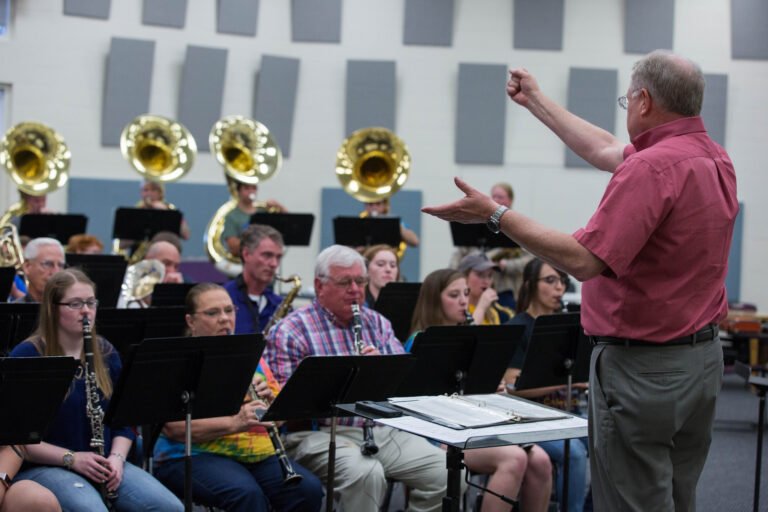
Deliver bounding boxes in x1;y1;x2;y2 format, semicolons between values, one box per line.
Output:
487;205;510;234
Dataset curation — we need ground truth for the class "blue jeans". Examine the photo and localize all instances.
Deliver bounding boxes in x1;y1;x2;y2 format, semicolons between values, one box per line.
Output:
17;462;183;512
155;453;323;512
539;438;588;512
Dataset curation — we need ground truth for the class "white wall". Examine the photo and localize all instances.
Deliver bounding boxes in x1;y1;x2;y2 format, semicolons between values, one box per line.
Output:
0;0;766;307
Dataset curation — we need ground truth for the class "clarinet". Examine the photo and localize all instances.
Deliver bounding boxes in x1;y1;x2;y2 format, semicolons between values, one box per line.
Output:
351;304;379;456
82;316;118;507
464;310;475;325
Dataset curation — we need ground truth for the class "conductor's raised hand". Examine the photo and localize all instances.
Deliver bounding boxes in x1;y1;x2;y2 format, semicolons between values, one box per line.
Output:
421;177;498;224
506;68;539;107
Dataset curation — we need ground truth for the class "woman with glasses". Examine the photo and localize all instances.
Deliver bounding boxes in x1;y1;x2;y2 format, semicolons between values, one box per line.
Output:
152;283;322;512
505;259;589;512
406;269;553;512
9;269;183;511
362;244;399;307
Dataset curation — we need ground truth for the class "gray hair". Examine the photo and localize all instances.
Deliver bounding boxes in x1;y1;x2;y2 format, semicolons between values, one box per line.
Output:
240;224;284;257
315;245;367;280
630;50;705;117
24;237;64;260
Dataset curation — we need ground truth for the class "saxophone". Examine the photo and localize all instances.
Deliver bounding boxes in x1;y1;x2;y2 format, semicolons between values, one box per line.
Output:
82;316;118;506
262;275;302;336
351;304;379;456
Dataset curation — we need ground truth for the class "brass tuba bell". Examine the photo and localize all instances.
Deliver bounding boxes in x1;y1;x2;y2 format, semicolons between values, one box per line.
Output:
120;114;196;182
204;116;282;273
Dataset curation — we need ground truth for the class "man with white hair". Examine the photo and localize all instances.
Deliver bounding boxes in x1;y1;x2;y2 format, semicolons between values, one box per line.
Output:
266;244;453;512
19;237;65;302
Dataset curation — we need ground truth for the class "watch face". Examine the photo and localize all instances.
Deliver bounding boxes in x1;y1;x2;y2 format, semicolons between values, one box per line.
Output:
63;452;74;467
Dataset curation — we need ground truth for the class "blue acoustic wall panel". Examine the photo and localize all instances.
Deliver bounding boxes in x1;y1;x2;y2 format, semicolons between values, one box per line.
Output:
291;0;342;43
725;202;743;302
68;178;230;259
403;0;455;47
254;55;300;157
64;0;111;19
345;60;396;135
320;188;421;283
513;0;564;51
455;63;507;165
624;0;674;54
101;37;155;147
565;68;618;168
142;0;187;28
178;45;228;153
217;0;259;36
732;0;768;60
702;73;728;147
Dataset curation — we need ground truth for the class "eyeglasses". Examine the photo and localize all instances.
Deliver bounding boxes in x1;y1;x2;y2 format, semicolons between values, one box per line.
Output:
57;299;99;310
326;276;368;289
539;275;569;287
195;306;238;318
618;89;641;110
37;260;66;271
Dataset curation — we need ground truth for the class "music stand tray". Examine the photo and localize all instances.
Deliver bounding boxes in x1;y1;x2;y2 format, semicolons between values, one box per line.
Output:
373;282;421;344
249;213;315;246
112;207;182;240
450;222;519;250
333;216;401;248
19;213;88;245
0;356;79;444
0;303;41;356
151;283;198;307
399;325;526;397
95;306;187;361
0;266;16;301
66;254;128;309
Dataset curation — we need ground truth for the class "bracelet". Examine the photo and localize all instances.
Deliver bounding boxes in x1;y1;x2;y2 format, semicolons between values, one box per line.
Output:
110;452;125;462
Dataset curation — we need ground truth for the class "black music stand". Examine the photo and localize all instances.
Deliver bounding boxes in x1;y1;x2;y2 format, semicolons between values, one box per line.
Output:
373;282;421;344
112;207;182;242
0;356;78;444
151;283;198;307
260;354;415;512
105;334;263;512
333;216;401;248
449;222;519;250
0;303;40;356
66;254;128;308
19;214;88;244
734;361;768;512
399;325;525;397
249;213;315;246
0;266;15;301
95;306;186;360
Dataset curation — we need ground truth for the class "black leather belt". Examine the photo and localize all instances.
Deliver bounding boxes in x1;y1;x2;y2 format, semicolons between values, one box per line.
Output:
590;324;718;347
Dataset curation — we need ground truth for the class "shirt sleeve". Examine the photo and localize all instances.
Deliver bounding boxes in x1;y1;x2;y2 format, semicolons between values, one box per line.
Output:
103;342;136;442
373;313;405;355
265;317;308;386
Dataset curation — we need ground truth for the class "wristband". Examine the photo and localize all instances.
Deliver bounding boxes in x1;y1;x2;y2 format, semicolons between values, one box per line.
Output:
110;452;125;463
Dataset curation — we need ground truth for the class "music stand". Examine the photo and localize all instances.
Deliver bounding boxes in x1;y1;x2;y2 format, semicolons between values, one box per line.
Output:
249;213;315;246
0;356;78;444
19;213;88;244
449;222;519;250
105;334;263;512
95;306;186;360
398;325;525;397
373;282;421;343
333;216;401;248
66;254;128;308
0;303;40;356
112;207;182;241
260;354;415;512
0;266;15;301
151;283;198;307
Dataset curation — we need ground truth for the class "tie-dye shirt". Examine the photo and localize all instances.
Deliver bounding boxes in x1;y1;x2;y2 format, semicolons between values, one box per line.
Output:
154;357;279;464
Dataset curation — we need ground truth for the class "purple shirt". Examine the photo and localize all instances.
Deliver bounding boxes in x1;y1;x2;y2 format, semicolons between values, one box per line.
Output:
265;300;404;426
574;116;738;342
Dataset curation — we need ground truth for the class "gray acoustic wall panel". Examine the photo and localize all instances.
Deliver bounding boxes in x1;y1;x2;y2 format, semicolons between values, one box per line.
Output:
217;0;259;36
624;0;674;54
701;73;728;147
455;63;507;165
565;68;618;168
725;202;744;301
403;0;455;47
142;0;188;29
513;0;564;50
291;0;342;43
178;46;228;153
253;55;300;157
345;60;396;135
731;0;768;59
101;37;155;147
64;0;111;19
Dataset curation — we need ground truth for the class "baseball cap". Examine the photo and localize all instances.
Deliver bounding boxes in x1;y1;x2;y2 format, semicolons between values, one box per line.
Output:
458;253;499;273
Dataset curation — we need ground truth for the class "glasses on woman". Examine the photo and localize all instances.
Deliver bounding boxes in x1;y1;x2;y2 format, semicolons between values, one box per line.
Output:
539;275;568;287
195;305;238;318
57;299;99;310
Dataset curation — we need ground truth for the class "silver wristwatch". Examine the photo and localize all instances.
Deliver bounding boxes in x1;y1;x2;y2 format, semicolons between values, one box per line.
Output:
486;205;509;234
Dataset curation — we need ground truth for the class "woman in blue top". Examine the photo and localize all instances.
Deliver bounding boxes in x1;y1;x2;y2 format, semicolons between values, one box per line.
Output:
10;269;182;512
407;268;553;512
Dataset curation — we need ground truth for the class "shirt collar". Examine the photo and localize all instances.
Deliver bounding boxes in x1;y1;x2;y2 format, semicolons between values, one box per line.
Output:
630;116;707;152
314;299;351;329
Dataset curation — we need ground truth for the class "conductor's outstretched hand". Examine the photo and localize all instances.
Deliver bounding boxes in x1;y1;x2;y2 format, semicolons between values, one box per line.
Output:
421;178;498;224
